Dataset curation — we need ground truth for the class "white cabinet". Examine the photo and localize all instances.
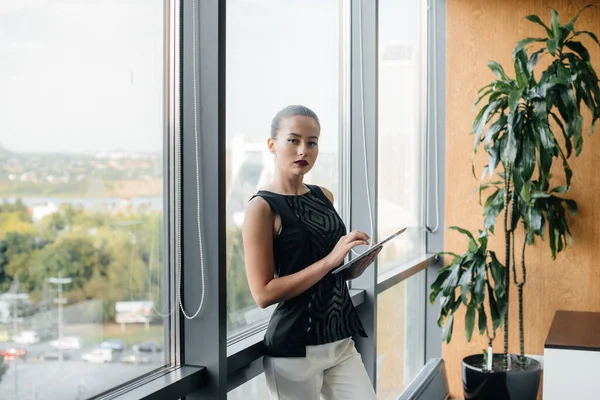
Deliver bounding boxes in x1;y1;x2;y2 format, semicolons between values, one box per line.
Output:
543;310;600;400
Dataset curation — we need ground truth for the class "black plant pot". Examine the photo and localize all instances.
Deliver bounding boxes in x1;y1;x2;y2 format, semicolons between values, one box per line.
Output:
462;354;541;400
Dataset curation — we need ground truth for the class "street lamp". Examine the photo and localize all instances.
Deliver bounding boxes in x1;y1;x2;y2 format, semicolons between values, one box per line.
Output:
48;273;72;362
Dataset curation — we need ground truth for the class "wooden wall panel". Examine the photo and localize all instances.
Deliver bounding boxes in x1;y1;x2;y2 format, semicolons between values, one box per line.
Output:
445;1;600;398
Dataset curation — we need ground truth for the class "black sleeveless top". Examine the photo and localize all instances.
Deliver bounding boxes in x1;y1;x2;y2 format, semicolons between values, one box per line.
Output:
251;184;367;357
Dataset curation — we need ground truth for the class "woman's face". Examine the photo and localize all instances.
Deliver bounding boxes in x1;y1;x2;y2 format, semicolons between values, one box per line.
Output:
268;115;320;176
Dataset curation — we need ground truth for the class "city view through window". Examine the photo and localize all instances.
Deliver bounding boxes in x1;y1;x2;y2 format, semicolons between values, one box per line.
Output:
0;1;169;399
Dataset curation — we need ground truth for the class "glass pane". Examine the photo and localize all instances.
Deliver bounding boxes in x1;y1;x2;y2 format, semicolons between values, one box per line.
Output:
228;373;269;399
376;271;426;399
377;0;427;273
0;1;169;399
226;0;343;339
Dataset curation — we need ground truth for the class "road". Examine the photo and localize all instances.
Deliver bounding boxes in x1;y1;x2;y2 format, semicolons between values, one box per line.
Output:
0;342;163;400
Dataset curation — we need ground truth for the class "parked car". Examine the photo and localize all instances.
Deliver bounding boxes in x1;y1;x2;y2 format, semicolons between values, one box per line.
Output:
120;353;150;365
50;336;82;350
12;330;40;345
0;348;27;361
131;341;162;353
99;339;126;352
81;348;112;364
38;350;71;361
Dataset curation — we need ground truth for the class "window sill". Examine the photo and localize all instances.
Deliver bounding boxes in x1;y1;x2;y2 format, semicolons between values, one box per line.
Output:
94;365;206;400
377;253;436;294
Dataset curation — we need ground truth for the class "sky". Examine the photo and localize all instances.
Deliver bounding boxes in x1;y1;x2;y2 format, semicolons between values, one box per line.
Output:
0;0;419;154
0;0;164;153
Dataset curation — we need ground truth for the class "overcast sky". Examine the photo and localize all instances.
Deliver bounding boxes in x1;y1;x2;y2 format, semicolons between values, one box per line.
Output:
0;0;418;154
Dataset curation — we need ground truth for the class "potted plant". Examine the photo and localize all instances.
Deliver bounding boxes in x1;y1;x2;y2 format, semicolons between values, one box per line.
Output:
430;6;600;400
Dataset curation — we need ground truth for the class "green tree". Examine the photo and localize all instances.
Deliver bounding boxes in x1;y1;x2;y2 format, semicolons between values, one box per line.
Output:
226;226;256;331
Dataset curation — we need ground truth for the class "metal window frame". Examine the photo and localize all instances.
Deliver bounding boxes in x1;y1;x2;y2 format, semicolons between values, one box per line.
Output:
348;0;379;386
424;0;446;364
179;0;227;399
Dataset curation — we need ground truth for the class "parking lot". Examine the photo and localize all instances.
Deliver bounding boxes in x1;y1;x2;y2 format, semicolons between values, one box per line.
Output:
0;342;163;400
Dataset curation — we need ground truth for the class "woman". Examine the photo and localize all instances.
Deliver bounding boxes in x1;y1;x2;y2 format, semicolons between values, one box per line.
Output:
242;105;381;400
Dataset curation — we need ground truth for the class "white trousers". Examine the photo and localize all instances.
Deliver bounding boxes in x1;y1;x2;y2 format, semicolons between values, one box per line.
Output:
263;338;377;400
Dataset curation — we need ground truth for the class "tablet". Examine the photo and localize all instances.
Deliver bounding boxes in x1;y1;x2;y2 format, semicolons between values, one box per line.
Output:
331;227;407;274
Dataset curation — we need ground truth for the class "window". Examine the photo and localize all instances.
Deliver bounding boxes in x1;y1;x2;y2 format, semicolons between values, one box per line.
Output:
0;1;172;398
376;271;426;399
377;0;427;273
226;0;345;339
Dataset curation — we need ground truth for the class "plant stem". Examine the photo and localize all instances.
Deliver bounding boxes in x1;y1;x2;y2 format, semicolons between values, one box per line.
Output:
517;284;524;358
503;164;512;370
517;236;527;359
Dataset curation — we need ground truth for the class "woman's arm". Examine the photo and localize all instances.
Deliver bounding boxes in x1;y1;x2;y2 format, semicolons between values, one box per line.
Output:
318;186;379;281
242;196;368;308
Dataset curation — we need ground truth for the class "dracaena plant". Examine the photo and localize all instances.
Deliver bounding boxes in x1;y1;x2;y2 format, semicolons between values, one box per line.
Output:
430;5;600;368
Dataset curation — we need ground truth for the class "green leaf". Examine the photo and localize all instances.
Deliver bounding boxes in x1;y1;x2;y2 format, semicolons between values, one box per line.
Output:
478;82;495;94
508;89;523;112
512;38;547;59
483;188;504;232
590;119;598;137
514;50;531;89
489;61;510;81
473;89;495;109
465;305;476;342
448;226;478;252
532;190;551;199
487;144;500;179
551;185;570;194
574;30;600;47
436;251;462;259
473;99;504;145
442;264;461;296
487;283;502;330
550;8;561;39
528;48;546;73
503;120;519;163
474;262;486;304
566;5;594;30
565;199;578;216
525;14;553;37
442;314;454;344
488;251;506;298
478;305;488;335
547;37;559;55
538;147;553;182
521;132;536;181
550;112;572;157
565;41;591;61
530;207;543;233
573;115;585;156
484;115;507;150
521;180;532;204
459;263;474;305
430;268;452;303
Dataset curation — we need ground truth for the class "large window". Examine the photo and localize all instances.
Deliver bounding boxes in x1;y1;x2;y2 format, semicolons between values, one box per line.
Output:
376;271;426;399
377;0;427;273
0;1;172;399
225;0;345;339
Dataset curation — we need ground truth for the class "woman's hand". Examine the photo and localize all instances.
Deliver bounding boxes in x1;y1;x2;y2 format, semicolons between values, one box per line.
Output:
347;247;382;279
324;230;370;270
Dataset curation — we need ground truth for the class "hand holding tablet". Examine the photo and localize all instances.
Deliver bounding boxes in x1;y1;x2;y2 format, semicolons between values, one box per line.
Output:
331;227;407;275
